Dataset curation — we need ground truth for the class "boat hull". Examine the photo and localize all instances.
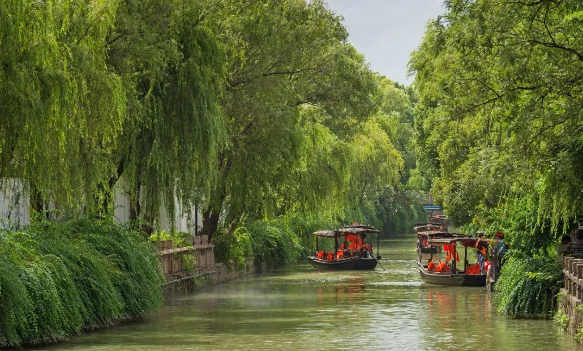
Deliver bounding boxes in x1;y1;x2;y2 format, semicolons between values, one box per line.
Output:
308;256;378;270
418;263;486;286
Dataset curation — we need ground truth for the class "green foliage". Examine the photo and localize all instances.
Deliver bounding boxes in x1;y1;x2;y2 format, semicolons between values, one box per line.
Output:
214;215;335;269
1;0;421;242
410;0;583;229
199;0;413;241
0;218;163;348
149;230;191;246
106;0;228;222
213;227;254;270
0;0;126;209
494;252;563;318
411;0;583;318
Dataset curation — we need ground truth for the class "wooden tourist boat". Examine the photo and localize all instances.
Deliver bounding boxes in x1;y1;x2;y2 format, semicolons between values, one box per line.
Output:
414;215;449;254
308;224;382;270
416;231;467;255
418;236;488;287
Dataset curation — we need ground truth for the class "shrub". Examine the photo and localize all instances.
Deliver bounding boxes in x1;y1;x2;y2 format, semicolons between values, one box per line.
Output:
213;226;253;269
0;218;163;348
494;251;563;318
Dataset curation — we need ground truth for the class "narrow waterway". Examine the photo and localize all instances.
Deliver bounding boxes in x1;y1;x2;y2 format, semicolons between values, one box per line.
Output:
32;236;580;351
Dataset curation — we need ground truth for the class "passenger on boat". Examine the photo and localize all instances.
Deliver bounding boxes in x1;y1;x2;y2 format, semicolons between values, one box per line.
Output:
475;233;489;272
494;232;509;267
337;242;347;259
359;234;372;258
326;252;334;260
465;263;481;275
427;260;436;271
435;261;451;273
317;250;324;259
443;244;459;262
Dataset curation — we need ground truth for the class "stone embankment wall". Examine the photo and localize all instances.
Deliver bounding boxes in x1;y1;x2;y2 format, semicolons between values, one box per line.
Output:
155;236;255;295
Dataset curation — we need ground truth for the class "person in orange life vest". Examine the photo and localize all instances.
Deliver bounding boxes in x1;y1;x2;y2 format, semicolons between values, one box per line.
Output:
347;234;358;250
326;252;334;260
435;261;450;273
475;232;489;272
317;250;324;259
427;260;436;270
466;263;481;274
443;244;460;262
337;242;347;259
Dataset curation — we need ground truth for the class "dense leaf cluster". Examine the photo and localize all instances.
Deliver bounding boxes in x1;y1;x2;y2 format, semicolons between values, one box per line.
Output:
410;0;582;316
0;219;163;347
494;252;562;317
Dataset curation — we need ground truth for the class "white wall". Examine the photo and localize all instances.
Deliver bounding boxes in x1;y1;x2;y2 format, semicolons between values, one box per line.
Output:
0;179;202;234
0;179;30;229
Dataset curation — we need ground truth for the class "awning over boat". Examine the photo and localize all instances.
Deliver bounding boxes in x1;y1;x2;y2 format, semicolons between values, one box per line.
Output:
313;230;337;237
416;231;463;238
427;237;491;246
312;225;380;237
336;226;380;234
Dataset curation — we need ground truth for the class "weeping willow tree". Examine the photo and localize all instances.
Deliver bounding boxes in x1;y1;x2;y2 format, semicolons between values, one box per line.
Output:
0;0;228;224
105;0;227;226
0;0;126;212
198;0;390;242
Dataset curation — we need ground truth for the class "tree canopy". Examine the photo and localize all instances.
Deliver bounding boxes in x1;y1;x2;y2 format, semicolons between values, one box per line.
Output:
410;0;583;239
0;0;420;239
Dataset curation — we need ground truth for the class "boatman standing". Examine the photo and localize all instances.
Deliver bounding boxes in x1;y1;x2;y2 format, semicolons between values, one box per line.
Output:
475;231;489;273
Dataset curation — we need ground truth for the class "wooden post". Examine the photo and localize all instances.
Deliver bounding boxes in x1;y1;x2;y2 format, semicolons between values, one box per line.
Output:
571;260;583;297
577;264;583;300
452;244;457;273
464;246;468;271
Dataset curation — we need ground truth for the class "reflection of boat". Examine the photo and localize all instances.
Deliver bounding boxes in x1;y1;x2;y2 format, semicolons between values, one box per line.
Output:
418;236;487;287
308;224;381;270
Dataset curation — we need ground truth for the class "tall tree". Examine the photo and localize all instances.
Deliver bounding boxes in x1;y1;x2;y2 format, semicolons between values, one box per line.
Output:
0;0;126;211
199;0;380;241
104;0;227;224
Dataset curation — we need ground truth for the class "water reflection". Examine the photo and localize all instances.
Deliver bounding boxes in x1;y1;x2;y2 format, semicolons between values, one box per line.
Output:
30;237;581;351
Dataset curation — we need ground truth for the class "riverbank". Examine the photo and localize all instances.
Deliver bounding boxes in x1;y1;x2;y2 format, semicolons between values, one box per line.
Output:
0;219;163;349
162;260;257;296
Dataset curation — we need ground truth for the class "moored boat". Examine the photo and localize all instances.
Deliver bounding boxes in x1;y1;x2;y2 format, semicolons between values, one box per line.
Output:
307;224;382;270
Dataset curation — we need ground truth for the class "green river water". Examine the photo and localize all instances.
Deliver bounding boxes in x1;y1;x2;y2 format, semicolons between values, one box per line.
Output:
31;236;581;351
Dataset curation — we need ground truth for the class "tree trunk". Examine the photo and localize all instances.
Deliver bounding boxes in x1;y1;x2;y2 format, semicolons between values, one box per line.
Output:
201;209;220;243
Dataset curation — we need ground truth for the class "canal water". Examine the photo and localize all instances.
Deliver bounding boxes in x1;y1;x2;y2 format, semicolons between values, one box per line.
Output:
32;236;581;351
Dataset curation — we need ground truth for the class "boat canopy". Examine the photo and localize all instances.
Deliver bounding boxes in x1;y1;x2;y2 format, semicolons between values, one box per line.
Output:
416;231;465;238
312;225;380;238
313;230;337;238
427;237;491;247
